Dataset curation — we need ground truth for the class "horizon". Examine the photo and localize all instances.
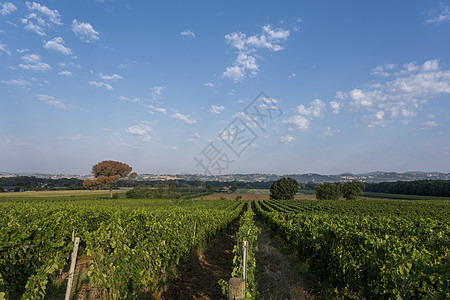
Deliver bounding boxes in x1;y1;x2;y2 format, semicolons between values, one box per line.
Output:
1;170;449;177
1;1;450;175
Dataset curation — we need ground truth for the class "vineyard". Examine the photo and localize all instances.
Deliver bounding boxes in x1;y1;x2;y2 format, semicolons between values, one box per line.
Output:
0;191;242;299
0;191;449;299
255;199;450;299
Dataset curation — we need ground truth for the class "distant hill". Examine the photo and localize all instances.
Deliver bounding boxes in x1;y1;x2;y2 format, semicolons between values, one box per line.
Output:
1;171;449;183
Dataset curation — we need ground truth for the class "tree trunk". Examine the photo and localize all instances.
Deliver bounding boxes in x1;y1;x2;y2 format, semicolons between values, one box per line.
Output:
110;187;113;198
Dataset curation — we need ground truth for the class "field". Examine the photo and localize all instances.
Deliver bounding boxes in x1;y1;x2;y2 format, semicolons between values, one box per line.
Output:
0;190;449;299
0;189;122;198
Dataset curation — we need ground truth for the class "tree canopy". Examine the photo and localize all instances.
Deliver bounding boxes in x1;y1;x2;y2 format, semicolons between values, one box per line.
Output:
341;181;365;200
84;160;136;198
315;182;341;200
270;177;299;200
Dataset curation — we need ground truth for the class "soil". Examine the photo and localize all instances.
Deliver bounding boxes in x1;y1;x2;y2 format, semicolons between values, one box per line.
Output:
160;221;239;300
254;219;314;300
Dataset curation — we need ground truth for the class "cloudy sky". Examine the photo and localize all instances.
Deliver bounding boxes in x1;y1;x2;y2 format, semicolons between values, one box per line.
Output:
1;1;450;175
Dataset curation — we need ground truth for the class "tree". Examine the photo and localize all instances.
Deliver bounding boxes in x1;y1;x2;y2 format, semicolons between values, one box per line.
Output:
341;181;365;200
86;160;135;198
315;182;341;200
230;184;238;193
270;177;299;200
82;179;98;190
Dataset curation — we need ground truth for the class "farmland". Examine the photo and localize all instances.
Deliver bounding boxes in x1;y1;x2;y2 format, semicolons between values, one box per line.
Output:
0;190;449;299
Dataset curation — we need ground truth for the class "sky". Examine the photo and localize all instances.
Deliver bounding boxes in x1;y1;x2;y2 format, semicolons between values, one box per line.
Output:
1;0;450;175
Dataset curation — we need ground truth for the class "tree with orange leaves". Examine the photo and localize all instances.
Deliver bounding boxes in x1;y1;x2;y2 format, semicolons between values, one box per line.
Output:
84;160;137;198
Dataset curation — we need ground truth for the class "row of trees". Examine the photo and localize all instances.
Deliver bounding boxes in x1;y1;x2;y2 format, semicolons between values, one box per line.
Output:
364;180;450;197
315;181;365;200
269;177;365;200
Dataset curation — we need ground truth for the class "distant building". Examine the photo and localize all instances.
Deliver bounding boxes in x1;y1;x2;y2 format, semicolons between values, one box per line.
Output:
3;186;16;192
220;186;231;193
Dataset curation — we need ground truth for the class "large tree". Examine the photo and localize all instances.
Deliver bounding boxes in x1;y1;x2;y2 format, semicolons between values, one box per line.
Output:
84;160;136;198
315;182;341;200
341;181;365;200
270;177;299;200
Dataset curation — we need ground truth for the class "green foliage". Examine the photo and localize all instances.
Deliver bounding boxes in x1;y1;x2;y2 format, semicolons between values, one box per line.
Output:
315;182;341;200
222;204;260;299
126;184;211;200
341;181;365;200
270;177;299;200
0;196;243;299
255;199;450;299
365;180;450;197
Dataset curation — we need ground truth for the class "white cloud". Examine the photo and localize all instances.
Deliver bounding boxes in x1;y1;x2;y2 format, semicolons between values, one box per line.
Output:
43;37;72;55
222;65;246;82
297;99;325;117
36;94;68;109
22;2;62;36
425;6;450;24
371;63;394;77
340;59;450;126
58;70;72;77
99;73;122;80
203;82;214;87
187;132;200;143
19;54;51;71
1;79;30;86
0;3;17;15
88;81;113;90
330;101;341;114
288;73;296;79
280;135;295;144
222;24;290;81
283;99;325;131
125;122;153;141
71;19;100;42
283;115;309;131
421;120;437;128
171;112;196;124
152;85;165;100
335;91;347;100
148;105;167;114
0;43;11;55
180;30;196;38
16;48;30;53
209;105;225;115
119;96;140;103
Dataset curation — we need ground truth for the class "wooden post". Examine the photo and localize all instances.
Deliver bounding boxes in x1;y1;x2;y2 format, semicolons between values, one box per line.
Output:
243;241;248;280
65;237;80;300
72;226;75;242
228;277;245;300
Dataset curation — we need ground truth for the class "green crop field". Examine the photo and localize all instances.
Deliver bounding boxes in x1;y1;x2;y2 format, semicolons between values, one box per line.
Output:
1;190;449;299
0;191;242;299
255;199;450;299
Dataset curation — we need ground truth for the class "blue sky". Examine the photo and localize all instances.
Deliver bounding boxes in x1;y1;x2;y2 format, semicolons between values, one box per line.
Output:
1;0;450;175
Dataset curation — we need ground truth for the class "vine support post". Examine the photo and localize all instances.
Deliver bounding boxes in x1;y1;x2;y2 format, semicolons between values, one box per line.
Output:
243;240;248;280
65;237;80;300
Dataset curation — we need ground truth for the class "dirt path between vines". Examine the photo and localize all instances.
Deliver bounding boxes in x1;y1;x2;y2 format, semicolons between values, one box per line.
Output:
255;219;314;300
161;221;239;300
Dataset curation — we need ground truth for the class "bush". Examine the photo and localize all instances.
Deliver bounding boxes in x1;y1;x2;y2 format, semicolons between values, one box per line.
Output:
315;182;341;200
270;177;299;200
